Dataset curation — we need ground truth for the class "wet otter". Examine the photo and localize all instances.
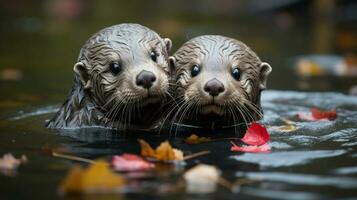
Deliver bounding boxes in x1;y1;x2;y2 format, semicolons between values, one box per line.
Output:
169;35;272;129
47;23;172;130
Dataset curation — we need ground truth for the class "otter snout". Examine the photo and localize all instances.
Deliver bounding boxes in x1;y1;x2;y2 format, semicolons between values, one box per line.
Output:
203;78;225;97
136;70;156;89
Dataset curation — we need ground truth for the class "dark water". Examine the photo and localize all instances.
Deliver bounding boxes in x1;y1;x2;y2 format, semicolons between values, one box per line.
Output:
1;90;357;200
1;1;357;200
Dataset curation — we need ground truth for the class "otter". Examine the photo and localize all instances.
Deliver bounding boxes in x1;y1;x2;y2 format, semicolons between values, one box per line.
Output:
47;23;172;130
169;35;272;129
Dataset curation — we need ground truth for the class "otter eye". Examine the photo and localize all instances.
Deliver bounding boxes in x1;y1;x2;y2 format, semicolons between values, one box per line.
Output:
191;64;201;77
232;67;241;80
109;62;121;75
150;51;157;63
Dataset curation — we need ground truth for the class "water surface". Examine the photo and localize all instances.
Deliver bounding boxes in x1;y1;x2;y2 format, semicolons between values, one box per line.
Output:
1;90;357;200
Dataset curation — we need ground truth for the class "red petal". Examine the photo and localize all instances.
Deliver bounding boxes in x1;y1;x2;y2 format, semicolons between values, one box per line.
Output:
231;142;271;153
297;108;337;121
311;108;337;120
241;122;270;146
111;153;155;171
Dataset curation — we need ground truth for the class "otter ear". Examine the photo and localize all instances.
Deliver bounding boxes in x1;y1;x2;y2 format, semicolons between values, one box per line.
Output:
164;38;172;52
169;56;176;76
259;62;272;90
73;62;91;89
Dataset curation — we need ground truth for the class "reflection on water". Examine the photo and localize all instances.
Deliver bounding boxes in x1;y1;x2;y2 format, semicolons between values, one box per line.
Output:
1;90;357;199
232;149;346;167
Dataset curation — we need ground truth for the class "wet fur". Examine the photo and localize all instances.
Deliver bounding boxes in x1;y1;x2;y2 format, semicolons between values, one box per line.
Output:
169;35;272;128
47;23;172;130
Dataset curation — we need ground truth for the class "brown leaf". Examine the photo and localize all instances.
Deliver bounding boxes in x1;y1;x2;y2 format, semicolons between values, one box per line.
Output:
138;139;156;158
138;139;184;161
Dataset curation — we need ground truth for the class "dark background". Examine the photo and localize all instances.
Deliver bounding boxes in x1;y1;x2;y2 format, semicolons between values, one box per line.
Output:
0;0;357;108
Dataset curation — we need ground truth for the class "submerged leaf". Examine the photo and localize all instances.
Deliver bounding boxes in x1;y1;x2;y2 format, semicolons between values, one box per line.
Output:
185;134;211;144
241;122;270;146
111;153;155;171
60;160;125;194
138;139;184;161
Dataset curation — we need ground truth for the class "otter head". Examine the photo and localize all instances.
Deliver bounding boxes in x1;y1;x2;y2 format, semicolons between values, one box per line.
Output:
170;35;272;127
73;23;172;127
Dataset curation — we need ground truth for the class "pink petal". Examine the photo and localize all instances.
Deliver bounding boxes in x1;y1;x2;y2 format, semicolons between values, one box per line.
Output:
231;143;271;153
111;153;155;171
241;122;270;146
297;112;328;121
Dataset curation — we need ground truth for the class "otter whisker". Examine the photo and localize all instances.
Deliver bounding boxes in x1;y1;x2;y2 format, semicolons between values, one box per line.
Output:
245;101;263;118
227;106;239;135
158;96;185;134
232;98;249;128
169;98;192;136
241;99;263;120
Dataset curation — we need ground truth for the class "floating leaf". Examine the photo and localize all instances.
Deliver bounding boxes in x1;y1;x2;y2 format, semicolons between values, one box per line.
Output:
185;134;211;144
0;153;27;171
271;124;297;133
311;108;337;120
230;141;271;153
111;153;155;171
59;160;125;194
184;164;220;194
270;118;297;133
297;107;337;121
230;123;271;153
138;139;184;161
241;122;270;146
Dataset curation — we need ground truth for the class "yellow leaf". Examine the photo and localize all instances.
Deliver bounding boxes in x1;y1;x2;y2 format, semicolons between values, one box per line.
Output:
270;118;297;133
60;160;125;194
60;166;84;192
185;134;211;144
138;139;184;161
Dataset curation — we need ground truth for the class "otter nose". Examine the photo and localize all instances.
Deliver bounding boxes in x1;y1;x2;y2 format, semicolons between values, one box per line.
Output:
136;70;156;89
204;78;225;97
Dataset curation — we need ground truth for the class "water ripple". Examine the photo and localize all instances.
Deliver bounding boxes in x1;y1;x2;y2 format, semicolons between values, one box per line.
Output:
237;172;357;189
231;150;347;168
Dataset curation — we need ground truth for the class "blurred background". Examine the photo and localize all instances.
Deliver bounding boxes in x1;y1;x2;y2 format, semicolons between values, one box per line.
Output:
1;0;357;111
